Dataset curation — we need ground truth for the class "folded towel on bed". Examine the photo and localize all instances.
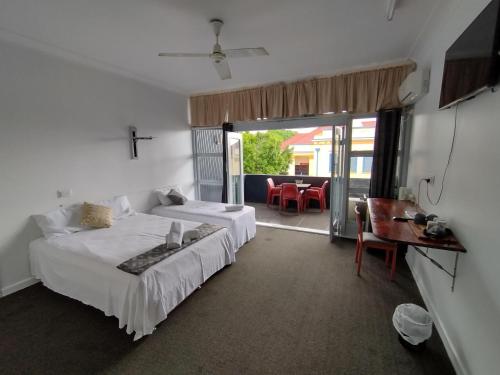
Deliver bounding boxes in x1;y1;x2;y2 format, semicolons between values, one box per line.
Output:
183;229;200;244
166;221;184;250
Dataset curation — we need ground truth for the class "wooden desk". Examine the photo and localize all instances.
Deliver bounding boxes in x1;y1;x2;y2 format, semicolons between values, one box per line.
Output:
368;198;466;252
367;198;466;291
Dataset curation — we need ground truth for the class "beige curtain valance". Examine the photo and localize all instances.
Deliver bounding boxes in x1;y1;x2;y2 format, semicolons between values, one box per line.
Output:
189;62;415;127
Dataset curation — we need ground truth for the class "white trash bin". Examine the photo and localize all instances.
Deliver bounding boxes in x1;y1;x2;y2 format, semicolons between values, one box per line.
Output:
393;304;433;348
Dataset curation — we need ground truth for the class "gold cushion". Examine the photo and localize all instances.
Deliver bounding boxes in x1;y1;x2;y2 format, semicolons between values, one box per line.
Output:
80;202;113;228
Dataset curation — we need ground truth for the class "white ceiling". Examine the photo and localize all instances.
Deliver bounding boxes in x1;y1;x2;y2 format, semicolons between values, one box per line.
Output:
0;0;437;95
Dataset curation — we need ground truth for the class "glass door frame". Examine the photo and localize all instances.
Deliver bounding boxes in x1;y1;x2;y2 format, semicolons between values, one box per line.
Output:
330;122;351;240
331;113;377;240
233;113;376;237
226;131;244;204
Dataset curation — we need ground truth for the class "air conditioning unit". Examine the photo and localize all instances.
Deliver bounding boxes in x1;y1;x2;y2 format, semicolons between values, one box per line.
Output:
398;67;430;105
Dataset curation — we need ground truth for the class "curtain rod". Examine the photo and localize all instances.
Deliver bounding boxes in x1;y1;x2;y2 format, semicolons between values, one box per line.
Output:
190;59;416;97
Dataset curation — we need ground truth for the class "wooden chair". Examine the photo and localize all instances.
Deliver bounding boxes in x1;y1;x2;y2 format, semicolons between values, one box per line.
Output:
304;180;328;212
355;205;398;281
281;183;304;213
266;178;282;207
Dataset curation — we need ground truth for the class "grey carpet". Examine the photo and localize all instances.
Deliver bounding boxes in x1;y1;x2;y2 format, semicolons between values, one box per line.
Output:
0;227;455;375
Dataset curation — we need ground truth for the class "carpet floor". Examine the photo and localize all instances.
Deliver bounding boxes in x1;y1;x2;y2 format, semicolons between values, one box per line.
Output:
0;227;455;375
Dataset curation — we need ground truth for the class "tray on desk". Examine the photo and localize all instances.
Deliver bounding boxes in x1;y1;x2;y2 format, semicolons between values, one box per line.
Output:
408;221;465;252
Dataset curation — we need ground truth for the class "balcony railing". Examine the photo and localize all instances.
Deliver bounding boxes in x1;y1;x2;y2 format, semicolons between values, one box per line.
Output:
197;174;370;206
244;174;370;208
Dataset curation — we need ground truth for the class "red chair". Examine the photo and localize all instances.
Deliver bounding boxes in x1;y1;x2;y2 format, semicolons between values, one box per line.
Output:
281;183;304;213
354;205;398;281
304;180;328;212
266;178;282;207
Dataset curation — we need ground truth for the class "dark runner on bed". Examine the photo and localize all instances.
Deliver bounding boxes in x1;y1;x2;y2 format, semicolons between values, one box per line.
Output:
117;223;224;275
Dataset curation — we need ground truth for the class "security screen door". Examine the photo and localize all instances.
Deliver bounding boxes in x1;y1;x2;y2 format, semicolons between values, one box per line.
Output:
192;128;224;202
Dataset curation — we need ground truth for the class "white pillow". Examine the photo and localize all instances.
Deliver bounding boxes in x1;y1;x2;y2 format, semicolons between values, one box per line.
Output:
154;185;183;206
33;204;84;239
97;195;135;219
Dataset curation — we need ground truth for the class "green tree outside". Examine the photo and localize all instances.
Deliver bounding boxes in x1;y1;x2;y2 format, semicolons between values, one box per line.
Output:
242;130;295;174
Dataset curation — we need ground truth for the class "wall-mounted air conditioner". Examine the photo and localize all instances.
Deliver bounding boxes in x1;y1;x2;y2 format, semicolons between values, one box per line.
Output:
398;67;430;106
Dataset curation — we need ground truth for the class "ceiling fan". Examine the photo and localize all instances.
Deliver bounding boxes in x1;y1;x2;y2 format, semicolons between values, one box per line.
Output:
158;19;269;80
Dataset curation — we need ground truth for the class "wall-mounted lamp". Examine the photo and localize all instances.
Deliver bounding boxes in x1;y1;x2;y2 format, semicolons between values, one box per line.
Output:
129;126;155;159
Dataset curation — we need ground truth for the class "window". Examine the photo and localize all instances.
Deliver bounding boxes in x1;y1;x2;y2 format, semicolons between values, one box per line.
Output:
362;157;373;173
295;164;309;175
350;157;359;173
350;117;376;180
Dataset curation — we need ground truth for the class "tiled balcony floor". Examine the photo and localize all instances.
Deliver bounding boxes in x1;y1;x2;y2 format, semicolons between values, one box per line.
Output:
247;202;330;232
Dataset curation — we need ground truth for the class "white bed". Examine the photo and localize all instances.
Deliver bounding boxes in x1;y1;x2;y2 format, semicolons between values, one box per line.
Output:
151;200;256;250
29;213;235;341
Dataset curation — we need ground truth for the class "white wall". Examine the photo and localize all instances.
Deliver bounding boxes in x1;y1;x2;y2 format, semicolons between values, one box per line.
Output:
0;39;194;296
406;1;500;374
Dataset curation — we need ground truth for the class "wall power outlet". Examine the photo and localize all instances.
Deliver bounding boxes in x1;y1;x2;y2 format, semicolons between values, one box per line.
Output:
57;189;73;198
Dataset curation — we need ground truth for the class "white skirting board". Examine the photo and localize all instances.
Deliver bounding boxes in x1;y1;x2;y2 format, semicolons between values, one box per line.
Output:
256;221;329;236
0;277;39;298
405;251;467;375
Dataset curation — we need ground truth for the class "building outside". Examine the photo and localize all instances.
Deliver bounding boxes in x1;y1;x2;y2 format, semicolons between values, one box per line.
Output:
280;119;376;178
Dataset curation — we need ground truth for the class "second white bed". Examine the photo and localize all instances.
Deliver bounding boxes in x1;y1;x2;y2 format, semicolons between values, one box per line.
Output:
151;200;256;250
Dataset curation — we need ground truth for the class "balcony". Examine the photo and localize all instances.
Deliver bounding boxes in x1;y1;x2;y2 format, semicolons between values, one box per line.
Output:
244;174;370;233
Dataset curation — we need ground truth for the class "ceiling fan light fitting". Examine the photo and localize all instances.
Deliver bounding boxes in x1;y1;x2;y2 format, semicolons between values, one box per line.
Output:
158;18;267;81
211;51;226;63
210;19;224;36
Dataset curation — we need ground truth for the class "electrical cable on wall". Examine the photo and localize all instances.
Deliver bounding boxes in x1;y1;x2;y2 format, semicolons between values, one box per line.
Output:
426;102;459;206
417;177;426;205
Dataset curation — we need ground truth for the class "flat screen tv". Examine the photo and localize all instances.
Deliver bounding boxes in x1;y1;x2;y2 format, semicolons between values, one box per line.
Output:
439;0;500;109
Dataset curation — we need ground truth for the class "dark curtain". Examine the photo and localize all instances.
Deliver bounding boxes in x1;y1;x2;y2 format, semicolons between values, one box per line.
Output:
221;122;234;203
369;109;401;199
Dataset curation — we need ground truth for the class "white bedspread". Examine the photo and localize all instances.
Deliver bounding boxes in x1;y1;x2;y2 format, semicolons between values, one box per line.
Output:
151;200;256;250
29;213;235;340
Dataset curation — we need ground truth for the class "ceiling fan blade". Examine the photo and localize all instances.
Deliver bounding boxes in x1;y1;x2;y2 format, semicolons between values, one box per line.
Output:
158;52;210;57
223;47;269;58
212;58;232;80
